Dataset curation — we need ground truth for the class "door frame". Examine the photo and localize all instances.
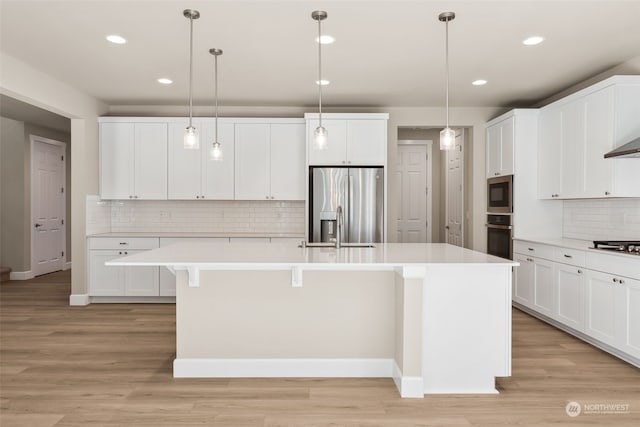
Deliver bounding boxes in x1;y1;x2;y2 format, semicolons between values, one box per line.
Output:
397;140;433;243
30;135;67;276
445;129;464;246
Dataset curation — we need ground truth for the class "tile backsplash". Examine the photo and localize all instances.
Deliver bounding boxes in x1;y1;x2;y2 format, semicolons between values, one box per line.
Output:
563;199;640;241
86;195;111;235
86;196;305;235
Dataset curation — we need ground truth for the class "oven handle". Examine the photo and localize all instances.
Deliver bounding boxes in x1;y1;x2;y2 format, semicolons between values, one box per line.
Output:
486;224;513;230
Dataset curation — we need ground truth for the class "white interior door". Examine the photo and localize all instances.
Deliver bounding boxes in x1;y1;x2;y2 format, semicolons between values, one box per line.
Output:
445;130;464;247
31;137;65;276
396;142;431;243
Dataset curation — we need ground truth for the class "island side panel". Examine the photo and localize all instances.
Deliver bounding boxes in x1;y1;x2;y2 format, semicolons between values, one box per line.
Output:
422;264;512;394
174;270;396;376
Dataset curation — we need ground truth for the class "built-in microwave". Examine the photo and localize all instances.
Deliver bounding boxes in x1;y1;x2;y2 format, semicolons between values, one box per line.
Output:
487;175;513;213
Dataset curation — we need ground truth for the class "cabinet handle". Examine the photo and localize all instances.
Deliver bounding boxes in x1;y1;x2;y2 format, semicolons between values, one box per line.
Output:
528;248;535;251
119;242;128;245
342;161;346;164
605;191;610;196
124;251;128;255
271;196;275;199
119;251;122;255
577;270;582;274
620;279;625;284
613;278;619;283
129;195;133;199
495;172;499;176
348;161;352;164
527;258;533;262
196;196;200;199
201;195;205;199
564;254;572;258
134;195;138;199
265;196;269;199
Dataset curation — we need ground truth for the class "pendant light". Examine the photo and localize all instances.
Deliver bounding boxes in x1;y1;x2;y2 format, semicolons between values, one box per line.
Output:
439;11;456;151
183;9;200;149
209;48;223;161
312;10;328;150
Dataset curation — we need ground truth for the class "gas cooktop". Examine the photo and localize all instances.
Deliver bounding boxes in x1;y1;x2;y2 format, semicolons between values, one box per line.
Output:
592;241;640;256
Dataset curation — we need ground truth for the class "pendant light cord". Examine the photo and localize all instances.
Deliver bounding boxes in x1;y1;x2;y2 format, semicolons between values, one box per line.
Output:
214;54;218;143
188;15;194;129
445;19;449;129
317;17;323;128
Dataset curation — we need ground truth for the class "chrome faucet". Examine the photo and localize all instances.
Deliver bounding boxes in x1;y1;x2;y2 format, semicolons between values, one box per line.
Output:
335;206;343;249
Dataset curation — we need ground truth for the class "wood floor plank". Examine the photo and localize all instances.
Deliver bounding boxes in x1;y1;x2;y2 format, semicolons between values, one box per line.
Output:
1;270;639;426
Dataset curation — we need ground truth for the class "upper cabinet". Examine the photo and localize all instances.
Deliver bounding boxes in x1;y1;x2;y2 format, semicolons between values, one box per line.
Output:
538;76;640;199
486;115;514;178
168;118;235;200
99;121;167;200
234;121;306;201
305;113;388;166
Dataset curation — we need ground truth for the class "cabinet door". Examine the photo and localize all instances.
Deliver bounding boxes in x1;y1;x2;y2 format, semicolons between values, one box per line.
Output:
307;119;347;165
620;277;640;359
513;254;534;307
555;264;585;331
159;267;176;297
500;117;514;175
100;123;134;199
486;124;502;178
235;124;270;200
270;123;305;200
202;122;235;200
124;250;159;296
537;108;562;199
134;123;168;200
168;120;203;199
585;270;620;347
583;87;614;198
89;250;124;296
346;120;386;165
559;101;585;198
532;257;554;317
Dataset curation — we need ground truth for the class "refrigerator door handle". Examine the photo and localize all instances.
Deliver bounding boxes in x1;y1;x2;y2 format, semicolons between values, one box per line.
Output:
345;174;350;244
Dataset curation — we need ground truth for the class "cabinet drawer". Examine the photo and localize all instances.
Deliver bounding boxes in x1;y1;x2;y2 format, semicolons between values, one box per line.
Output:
586;251;640;280
553;247;586;267
160;237;229;246
89;237;159;250
513;241;554;260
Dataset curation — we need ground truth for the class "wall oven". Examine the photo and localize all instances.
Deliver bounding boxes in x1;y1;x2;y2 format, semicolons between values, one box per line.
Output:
487;214;513;260
487;175;513;213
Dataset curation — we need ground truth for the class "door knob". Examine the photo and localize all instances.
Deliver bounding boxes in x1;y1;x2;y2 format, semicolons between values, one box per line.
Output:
34;223;43;228
445;225;450;229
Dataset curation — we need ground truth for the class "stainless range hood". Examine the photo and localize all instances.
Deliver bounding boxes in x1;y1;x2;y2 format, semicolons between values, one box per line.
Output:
604;136;640;158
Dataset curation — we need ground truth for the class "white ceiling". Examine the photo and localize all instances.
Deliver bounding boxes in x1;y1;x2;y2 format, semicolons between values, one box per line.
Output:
1;0;640;110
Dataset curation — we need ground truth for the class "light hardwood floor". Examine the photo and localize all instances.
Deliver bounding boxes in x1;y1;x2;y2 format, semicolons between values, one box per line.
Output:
1;270;639;426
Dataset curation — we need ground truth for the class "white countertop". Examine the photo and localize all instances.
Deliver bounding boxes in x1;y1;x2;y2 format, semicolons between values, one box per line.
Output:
514;237;640;259
107;242;517;268
88;232;304;239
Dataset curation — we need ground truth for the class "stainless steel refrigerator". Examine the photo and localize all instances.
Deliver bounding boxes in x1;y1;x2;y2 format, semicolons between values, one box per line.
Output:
310;167;384;244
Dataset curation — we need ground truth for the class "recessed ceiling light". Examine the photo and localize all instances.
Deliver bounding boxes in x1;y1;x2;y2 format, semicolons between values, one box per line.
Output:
157;78;173;85
472;79;487;86
316;35;335;44
316;80;330;86
523;36;544;46
106;34;127;44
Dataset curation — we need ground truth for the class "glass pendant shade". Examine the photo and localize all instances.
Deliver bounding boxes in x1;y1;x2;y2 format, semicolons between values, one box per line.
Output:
184;126;199;149
440;127;456;150
209;141;223;161
313;126;328;150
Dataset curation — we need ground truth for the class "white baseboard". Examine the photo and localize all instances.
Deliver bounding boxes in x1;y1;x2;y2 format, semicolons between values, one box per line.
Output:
69;294;90;306
9;270;34;280
392;361;425;398
63;262;72;271
174;358;394;378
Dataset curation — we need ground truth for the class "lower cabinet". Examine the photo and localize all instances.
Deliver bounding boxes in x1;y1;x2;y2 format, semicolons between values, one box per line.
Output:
513;240;639;362
89;250;159;296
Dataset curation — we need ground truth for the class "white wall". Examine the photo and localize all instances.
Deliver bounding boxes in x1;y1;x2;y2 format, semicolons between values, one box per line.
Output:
0;52;107;296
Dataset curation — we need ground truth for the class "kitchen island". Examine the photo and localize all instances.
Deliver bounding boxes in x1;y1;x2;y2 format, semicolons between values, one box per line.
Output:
107;242;516;398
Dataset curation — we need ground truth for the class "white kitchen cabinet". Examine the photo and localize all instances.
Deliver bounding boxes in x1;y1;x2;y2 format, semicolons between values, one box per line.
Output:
270;124;306;200
513;253;534;308
88;237;160;298
306;114;388;166
555;263;585;331
235;124;271;200
235;122;306;201
100;122;167;200
538;76;640;199
168;119;204;199
532;257;554;318
486;115;514;178
585;269;622;348
620;276;640;359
